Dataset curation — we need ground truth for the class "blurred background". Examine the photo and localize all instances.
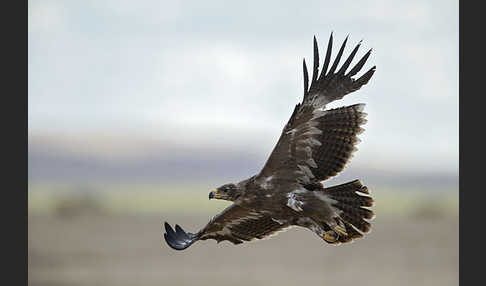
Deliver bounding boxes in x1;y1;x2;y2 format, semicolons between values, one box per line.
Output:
28;0;458;285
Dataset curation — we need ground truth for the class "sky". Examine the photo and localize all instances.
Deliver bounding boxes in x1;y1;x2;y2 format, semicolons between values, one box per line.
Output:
28;0;458;176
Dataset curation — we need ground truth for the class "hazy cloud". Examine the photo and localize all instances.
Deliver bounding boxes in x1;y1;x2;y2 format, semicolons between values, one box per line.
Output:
28;0;458;175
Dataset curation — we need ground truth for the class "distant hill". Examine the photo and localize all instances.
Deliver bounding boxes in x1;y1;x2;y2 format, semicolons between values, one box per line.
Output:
28;134;458;192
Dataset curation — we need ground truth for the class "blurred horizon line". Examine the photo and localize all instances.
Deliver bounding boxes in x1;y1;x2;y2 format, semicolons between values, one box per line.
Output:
29;132;458;192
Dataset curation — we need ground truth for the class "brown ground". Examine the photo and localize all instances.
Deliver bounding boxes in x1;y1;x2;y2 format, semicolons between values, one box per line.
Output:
28;213;458;286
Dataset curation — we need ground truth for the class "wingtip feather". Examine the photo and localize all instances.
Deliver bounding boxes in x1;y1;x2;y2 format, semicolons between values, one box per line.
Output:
303;58;309;97
163;222;198;251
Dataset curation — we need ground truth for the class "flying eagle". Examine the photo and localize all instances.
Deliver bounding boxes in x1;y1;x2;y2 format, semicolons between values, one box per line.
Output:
164;33;376;250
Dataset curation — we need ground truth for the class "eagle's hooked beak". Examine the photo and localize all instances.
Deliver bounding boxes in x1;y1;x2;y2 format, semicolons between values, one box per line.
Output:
208;189;223;200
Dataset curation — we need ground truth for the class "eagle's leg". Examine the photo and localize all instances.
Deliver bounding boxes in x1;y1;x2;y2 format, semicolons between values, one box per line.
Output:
294;195;349;244
322;227;347;243
295;217;346;244
322;219;348;243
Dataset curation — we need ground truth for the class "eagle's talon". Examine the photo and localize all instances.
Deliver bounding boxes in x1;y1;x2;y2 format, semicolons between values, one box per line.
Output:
323;230;339;243
332;225;348;237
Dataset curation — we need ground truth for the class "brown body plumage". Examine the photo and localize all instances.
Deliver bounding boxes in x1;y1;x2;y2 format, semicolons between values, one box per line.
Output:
164;33;376;250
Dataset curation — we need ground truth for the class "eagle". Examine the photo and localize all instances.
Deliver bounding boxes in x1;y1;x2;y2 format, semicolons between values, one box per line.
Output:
164;33;376;250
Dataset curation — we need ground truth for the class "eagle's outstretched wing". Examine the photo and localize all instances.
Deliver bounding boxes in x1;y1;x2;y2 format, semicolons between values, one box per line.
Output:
255;34;375;185
164;204;290;250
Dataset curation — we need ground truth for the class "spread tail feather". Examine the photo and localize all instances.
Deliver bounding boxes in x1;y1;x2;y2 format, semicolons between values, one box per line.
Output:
324;179;374;243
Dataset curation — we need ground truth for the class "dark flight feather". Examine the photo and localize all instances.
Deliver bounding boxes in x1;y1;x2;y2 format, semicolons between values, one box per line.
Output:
164;222;198;250
303;59;309;98
327;35;348;76
337;40;361;75
347;48;372;77
311;36;320;87
319;32;333;81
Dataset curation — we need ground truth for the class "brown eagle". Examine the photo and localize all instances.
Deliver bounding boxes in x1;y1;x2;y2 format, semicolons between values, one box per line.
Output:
164;33;376;250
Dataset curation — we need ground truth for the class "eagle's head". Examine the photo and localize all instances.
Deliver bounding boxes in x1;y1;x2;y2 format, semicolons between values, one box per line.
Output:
209;183;242;201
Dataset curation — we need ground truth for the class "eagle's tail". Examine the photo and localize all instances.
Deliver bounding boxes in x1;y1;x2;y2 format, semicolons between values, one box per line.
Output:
323;179;375;243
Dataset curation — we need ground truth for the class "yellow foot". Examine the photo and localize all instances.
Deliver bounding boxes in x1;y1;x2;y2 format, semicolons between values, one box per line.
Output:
332;225;348;237
323;230;339;243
